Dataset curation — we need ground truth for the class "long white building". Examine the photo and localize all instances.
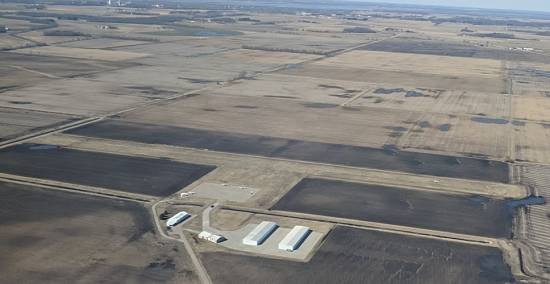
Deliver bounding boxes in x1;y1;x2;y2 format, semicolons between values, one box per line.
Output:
166;211;190;227
278;226;311;252
242;221;278;246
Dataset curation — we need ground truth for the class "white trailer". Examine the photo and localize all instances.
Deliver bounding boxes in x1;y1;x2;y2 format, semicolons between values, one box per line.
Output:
278;226;311;252
166;211;190;227
242;221;278;246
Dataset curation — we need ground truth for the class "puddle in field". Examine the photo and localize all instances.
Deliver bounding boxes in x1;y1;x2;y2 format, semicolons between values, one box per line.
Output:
373;88;405;94
386;126;408;132
405;90;426;97
301;102;339;108
233;105;258;109
438;124;451;131
419;121;431;128
9;101;32;105
507;195;545;210
511;120;526;126
471;117;509;125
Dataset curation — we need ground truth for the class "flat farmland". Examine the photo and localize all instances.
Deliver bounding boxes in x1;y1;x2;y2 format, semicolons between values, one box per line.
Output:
509;61;550;96
10;46;150;61
272;178;514;238
512;80;550;97
0;77;176;116
509;62;550;122
363;37;492;58
87;65;214;90
112;40;234;67
280;64;505;93
398;113;510;158
169;48;320;76
0;107;79;141
279;50;506;93
514;122;550;163
513;95;550;121
351;88;510;118
430;91;510;117
18;29;90;45
0;65;48;90
113;39;231;54
351;86;442;113
202;226;514;284
212;73;370;105
86;93;420;148
0;17;41;31
231;30;376;54
0;52;131;79
2;3;549;283
363;36;550;63
0;181;199;284
315;51;503;79
66;119;510;182
0;144;215;196
114;47;319;83
0;34;32;50
59;38;149;49
116;93;420;147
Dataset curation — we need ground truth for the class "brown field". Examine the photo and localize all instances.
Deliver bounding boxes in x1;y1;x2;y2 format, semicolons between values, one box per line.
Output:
279;63;506;93
0;107;79;141
2;3;550;283
11;45;150;61
513;95;550;121
59;38;149;49
316;50;503;78
113;93;423;148
398;113;510;158
351;88;510;117
212;73;370;104
514;122;550;163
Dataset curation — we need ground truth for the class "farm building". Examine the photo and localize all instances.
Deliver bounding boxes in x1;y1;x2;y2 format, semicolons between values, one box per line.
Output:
199;231;225;243
242;221;278;246
278;226;311;252
166;211;190;227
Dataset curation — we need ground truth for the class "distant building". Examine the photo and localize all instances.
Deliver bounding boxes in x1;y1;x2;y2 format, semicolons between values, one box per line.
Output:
509;47;535;52
278;226;311;252
166;211;190;227
97;25;116;30
242;221;277;246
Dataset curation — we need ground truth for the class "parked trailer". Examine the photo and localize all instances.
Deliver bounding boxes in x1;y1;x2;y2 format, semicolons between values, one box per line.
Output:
166;211;190;227
242;221;278;246
278;226;311;252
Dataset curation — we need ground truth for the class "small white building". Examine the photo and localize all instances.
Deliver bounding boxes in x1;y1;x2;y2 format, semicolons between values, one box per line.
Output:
198;231;225;243
166;211;190;227
278;226;311;252
242;221;278;246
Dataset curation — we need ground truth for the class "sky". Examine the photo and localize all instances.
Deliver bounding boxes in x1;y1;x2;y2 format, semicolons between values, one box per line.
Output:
355;0;550;12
